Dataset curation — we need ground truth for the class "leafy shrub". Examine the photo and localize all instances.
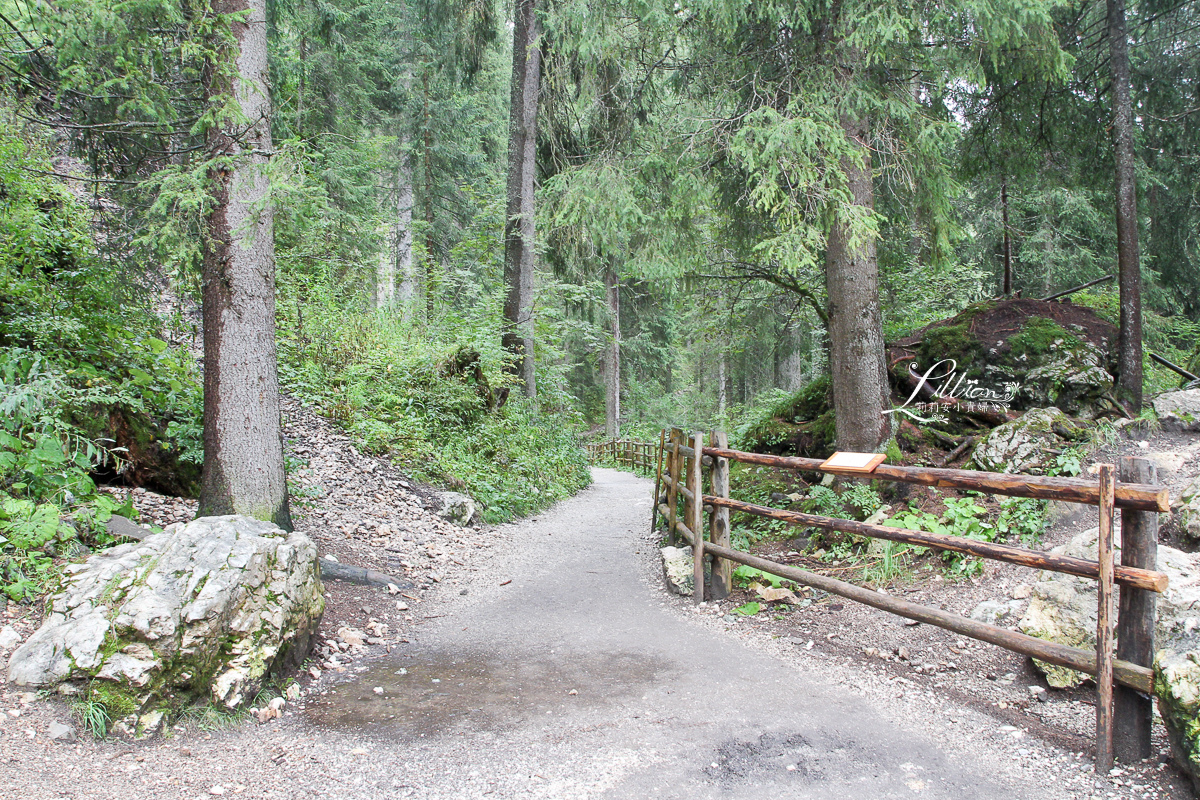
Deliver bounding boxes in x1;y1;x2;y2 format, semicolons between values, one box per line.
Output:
0;113;195;601
277;308;590;523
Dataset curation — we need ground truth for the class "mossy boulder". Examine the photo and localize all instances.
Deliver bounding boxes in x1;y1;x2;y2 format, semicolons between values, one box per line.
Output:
971;407;1086;474
1154;389;1200;433
889;299;1119;420
7;516;323;734
1017;524;1200;785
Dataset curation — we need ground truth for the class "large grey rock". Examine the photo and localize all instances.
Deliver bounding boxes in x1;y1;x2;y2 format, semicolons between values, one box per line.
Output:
1017;526;1200;688
1178;475;1200;541
1155;389;1200;433
661;546;693;596
436;491;477;526
7;516;323;731
1023;345;1114;420
971;407;1084;474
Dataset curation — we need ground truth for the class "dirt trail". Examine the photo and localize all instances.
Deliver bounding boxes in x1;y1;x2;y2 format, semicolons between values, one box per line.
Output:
0;467;1174;799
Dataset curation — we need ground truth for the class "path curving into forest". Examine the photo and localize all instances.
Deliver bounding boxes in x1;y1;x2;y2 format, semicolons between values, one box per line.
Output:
7;468;1087;799
292;467;1050;799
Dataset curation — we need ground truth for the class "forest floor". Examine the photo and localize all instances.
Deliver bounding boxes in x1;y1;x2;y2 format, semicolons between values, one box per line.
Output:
0;401;1195;798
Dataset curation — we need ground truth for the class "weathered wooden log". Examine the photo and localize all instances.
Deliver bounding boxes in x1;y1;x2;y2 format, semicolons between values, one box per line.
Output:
1096;464;1116;773
667;429;683;547
941;435;976;466
1041;274;1114;302
925;427;962;448
689;431;705;604
701;446;1169;512
709;430;732;600
659;503;697;547
700;539;1153;693
651;430;666;532
1115;457;1158;762
704;495;1167;593
320;558;413;589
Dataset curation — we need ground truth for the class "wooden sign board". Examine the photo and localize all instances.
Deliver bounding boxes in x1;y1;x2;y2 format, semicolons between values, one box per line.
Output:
820;451;887;474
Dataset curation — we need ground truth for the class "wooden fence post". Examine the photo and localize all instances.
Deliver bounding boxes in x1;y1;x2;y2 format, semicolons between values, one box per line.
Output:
1096;463;1116;773
667;428;682;546
1116;456;1158;763
709;430;732;600
689;430;705;604
651;430;666;532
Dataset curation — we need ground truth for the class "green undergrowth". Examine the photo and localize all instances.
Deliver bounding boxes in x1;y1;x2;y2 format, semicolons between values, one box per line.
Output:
277;308;590;523
1074;288;1200;398
722;459;1049;583
0;113;200;602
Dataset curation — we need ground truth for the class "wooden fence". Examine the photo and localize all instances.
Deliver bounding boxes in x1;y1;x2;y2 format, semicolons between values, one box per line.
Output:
585;438;655;472
653;428;1169;772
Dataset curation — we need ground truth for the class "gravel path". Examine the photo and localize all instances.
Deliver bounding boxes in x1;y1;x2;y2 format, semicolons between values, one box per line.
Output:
3;465;1181;799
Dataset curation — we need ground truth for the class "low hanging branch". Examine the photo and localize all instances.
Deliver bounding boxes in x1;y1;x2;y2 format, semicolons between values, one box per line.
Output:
1149;352;1199;383
1041;274;1114;302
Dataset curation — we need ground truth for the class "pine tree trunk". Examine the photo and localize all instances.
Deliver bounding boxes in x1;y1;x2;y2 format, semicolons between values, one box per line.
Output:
198;0;291;529
502;0;541;398
778;321;804;391
1001;178;1012;296
422;73;438;319
717;350;727;415
376;159;397;311
395;140;415;314
1108;0;1143;411
396;142;415;316
604;264;620;438
825;115;891;453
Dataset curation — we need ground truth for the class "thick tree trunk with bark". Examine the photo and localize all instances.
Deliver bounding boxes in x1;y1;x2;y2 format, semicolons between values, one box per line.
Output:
604;264;621;438
502;0;540;398
394;141;416;314
1108;0;1143;411
718;350;727;415
378;139;415;313
825;116;892;453
1001;178;1013;296
198;0;291;529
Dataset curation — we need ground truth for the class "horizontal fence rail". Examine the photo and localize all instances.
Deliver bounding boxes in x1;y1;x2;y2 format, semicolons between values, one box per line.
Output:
653;428;1165;772
704;495;1167;592
702;446;1169;513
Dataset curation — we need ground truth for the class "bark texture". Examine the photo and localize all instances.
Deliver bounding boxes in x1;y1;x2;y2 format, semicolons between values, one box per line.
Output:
198;0;291;529
825;116;891;453
378;139;415;313
1107;0;1143;411
604;264;621;438
394;140;416;314
1001;178;1012;296
502;0;541;398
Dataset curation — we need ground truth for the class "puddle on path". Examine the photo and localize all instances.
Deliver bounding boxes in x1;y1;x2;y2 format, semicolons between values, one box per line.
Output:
305;649;670;739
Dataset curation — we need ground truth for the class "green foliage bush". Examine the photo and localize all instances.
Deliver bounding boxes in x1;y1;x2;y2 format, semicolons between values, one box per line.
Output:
0;111;199;600
278;307;590;523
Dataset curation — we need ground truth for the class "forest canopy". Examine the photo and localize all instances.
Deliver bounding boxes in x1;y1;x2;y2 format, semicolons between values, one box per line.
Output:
0;0;1197;495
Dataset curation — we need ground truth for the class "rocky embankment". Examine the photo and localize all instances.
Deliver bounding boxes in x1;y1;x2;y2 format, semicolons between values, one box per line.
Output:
0;394;493;741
